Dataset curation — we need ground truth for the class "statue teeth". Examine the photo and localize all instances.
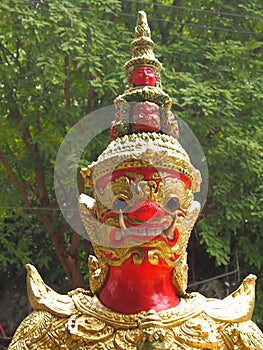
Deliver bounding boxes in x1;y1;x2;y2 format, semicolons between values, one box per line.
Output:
119;209;127;229
114;224;170;242
163;215;177;240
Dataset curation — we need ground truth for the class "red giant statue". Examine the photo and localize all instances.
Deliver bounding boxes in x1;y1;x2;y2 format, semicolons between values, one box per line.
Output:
8;10;263;350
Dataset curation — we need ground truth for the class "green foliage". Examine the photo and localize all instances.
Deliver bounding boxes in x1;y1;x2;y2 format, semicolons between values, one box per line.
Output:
149;0;262;325
0;0;129;286
0;208;66;286
155;1;263;270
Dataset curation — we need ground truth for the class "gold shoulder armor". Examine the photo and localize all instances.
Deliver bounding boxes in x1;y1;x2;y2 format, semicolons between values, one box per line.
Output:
8;310;54;350
205;274;256;322
26;264;77;317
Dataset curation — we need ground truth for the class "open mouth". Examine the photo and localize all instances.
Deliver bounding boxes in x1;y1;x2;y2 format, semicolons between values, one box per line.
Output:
110;225;168;245
109;210;178;247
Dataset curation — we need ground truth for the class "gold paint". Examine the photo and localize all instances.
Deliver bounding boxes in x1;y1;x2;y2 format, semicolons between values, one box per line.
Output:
132;248;146;265
95;175;193;218
162;178;194;212
136;311;167;349
88;255;109;294
172;252;189;296
79;201;101;244
8;266;263;349
81;132;202;192
79;197;200;295
126;171;145;181
9;10;263;350
97;176;133;211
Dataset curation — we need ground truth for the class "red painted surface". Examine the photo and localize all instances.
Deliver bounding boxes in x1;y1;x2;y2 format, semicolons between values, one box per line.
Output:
131;121;159;133
127;200;164;222
98;249;180;314
97;167;192;190
131;66;157;86
131;102;160;133
96;166;188;314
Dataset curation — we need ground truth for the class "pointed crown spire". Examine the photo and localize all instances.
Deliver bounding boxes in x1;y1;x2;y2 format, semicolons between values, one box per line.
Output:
111;11;177;140
124;11;162;79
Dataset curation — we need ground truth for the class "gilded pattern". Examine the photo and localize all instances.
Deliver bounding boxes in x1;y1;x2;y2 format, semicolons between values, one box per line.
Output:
96;175;193;214
82;132;201;191
8;267;263;349
79;197;200;295
9;10;263;350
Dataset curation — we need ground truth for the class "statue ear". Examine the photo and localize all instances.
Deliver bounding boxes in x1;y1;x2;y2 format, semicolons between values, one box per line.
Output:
181;200;200;236
172;252;189;296
172;201;200;296
79;194;101;244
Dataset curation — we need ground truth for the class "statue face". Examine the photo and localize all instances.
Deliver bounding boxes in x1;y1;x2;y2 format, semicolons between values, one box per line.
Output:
131;102;160;133
95;167;194;252
131;66;157;86
80;138;201;293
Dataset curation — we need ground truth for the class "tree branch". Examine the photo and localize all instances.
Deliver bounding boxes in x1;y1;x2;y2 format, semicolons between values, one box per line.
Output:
0;41;21;68
0;151;32;209
7;91;50;206
170;0;179;23
69;231;81;257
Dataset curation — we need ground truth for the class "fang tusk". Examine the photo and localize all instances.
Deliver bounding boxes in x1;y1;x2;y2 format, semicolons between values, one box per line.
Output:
163;215;177;239
119;210;127;229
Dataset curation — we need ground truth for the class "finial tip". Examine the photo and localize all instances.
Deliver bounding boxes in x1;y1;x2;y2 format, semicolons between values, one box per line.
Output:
137;10;147;24
135;10;151;38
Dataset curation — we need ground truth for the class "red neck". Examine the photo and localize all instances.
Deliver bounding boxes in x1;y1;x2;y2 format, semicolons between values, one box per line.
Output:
98;254;180;314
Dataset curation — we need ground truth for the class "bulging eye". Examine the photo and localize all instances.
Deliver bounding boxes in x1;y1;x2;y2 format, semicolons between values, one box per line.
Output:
112;198;129;212
165;197;179;213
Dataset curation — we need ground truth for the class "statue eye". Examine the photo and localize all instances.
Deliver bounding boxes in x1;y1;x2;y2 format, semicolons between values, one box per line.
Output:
112;198;129;212
165;197;179;213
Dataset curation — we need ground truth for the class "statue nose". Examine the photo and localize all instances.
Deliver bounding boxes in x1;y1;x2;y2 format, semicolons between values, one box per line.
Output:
127;200;164;222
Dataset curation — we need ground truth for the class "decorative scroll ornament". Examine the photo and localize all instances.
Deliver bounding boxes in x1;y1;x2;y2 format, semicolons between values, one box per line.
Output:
8;266;263;349
81;132;201;192
79;197;200;295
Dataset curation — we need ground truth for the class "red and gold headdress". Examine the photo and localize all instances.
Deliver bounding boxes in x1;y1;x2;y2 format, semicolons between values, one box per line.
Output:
80;11;202;296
